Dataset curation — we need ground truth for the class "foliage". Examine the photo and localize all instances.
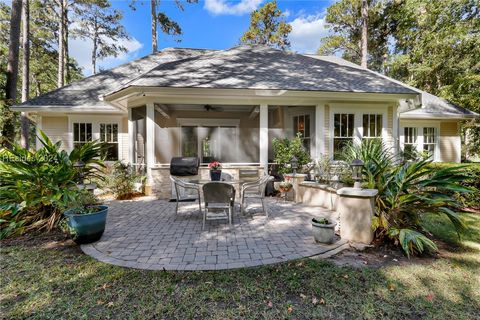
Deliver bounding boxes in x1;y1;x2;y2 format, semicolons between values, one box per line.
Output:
312;217;330;225
109;161;141;200
62;189;101;215
318;0;389;71
240;0;292;50
0;204;25;240
340;139;395;189
314;154;352;186
272;133;312;175
374;160;471;257
0;131;106;235
73;0;130;74
427;162;480;209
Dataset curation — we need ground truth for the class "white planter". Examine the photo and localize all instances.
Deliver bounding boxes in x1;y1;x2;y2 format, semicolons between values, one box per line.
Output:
312;219;337;244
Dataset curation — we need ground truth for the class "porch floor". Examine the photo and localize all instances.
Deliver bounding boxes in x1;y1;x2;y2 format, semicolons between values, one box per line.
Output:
81;197;346;271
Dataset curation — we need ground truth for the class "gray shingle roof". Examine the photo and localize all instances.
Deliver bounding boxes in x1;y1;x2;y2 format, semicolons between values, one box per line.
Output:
13;48;211;110
110;45;417;95
307;54;478;119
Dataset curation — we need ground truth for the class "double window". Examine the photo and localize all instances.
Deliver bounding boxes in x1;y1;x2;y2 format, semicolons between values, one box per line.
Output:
100;123;119;161
333;113;354;158
402;126;436;160
73;122;92;148
293;114;311;152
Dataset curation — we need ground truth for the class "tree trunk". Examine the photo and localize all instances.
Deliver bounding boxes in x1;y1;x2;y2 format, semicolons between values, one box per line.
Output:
21;0;30;149
92;36;97;74
361;0;368;68
151;0;157;53
65;8;70;84
2;0;22;147
57;0;66;88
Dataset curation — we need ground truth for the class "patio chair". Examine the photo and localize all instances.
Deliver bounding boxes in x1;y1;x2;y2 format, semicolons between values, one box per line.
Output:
240;175;274;216
202;182;236;230
170;176;202;215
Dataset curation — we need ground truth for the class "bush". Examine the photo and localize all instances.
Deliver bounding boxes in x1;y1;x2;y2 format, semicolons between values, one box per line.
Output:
272;133;312;174
0;131;107;236
428;163;480;209
109;162;143;200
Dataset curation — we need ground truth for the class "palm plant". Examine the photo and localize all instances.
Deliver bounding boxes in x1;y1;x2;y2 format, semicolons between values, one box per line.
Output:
0;131;107;233
340;139;470;257
376;160;470;257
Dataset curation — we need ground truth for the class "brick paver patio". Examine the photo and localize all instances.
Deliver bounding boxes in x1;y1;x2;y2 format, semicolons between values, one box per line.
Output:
82;197;346;271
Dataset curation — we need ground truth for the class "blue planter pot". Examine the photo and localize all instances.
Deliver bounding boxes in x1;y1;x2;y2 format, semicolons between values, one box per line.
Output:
210;170;222;181
64;205;108;244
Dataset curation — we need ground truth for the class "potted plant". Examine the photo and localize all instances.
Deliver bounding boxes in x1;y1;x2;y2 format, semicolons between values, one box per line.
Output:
278;179;293;193
208;161;222;181
311;217;336;244
62;189;108;244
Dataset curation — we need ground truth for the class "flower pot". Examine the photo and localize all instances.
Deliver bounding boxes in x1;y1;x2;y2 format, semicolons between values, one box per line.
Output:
210;170;222;181
64;205;108;244
278;186;292;193
311;218;336;244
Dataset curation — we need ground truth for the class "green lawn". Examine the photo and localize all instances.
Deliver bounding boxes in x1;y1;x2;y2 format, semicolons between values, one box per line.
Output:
1;213;479;320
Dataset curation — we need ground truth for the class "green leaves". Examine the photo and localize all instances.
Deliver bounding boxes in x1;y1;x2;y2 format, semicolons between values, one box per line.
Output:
397;229;438;258
272;133;312;175
240;1;292;50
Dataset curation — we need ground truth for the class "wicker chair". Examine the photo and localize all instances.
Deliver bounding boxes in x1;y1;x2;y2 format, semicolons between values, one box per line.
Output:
170;176;202;215
202;182;236;230
240;175;273;216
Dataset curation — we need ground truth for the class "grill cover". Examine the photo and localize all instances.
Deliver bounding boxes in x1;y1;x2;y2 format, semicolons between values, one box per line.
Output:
170;157;200;176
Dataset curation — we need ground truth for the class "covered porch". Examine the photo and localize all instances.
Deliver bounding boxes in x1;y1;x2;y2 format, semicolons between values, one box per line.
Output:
126;102;322;197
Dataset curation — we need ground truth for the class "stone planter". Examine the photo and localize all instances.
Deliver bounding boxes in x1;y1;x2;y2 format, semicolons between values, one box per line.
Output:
210;170;222;181
311;218;336;244
64;205;108;244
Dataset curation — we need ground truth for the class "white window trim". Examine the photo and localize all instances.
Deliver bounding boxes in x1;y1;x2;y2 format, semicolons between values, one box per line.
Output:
329;104;388;159
68;115;123;161
400;123;440;162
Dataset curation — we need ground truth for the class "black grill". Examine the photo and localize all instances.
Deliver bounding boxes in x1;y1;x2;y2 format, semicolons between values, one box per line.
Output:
170;157;200;176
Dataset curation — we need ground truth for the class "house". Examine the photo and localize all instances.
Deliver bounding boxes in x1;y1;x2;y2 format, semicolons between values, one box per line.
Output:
11;45;478;198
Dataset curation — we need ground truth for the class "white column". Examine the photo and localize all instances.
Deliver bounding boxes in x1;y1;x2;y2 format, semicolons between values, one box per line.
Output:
315;104;324;160
392;105;399;155
259;104;268;172
128;108;136;164
146;103;155;184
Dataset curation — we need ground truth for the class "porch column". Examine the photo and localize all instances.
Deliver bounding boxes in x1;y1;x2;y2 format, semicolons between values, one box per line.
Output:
145;103;155;191
259;104;268;172
315;104;325;160
127;108;136;164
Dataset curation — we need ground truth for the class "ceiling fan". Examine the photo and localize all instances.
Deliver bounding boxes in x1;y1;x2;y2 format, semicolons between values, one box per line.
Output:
204;104;224;112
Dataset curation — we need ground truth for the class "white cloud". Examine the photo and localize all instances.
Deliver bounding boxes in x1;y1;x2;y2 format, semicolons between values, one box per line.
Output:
289;14;330;54
204;0;263;15
69;36;143;76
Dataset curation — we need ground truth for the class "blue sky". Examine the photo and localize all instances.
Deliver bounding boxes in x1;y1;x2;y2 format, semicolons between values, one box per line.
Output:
70;0;335;75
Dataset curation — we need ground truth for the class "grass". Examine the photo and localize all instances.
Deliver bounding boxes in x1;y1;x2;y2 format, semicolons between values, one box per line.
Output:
1;213;479;319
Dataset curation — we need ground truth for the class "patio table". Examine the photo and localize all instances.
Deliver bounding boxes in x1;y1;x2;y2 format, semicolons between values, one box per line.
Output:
186;179;254;204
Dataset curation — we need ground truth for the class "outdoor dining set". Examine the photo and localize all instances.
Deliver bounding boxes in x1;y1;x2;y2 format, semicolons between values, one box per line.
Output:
170;174;273;230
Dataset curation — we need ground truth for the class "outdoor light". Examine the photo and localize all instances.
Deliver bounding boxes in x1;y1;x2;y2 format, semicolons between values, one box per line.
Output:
290;156;299;175
351;159;364;189
74;160;85;185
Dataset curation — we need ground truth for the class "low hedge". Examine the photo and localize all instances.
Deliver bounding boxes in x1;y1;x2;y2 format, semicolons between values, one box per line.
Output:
428;162;480;209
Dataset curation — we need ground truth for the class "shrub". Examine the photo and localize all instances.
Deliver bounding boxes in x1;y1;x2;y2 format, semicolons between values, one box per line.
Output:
0;131;106;235
427;163;480;209
272;133;312;174
109;161;143;200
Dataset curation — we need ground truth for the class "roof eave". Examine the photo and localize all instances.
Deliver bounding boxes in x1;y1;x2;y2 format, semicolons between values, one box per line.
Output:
399;113;479;120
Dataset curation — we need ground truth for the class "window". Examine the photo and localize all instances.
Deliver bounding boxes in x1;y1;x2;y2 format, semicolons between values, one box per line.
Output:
423;127;436;159
362;114;382;139
333;113;354;159
73;122;92;148
403;127;417;160
293;114;311;152
100;123;118;161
